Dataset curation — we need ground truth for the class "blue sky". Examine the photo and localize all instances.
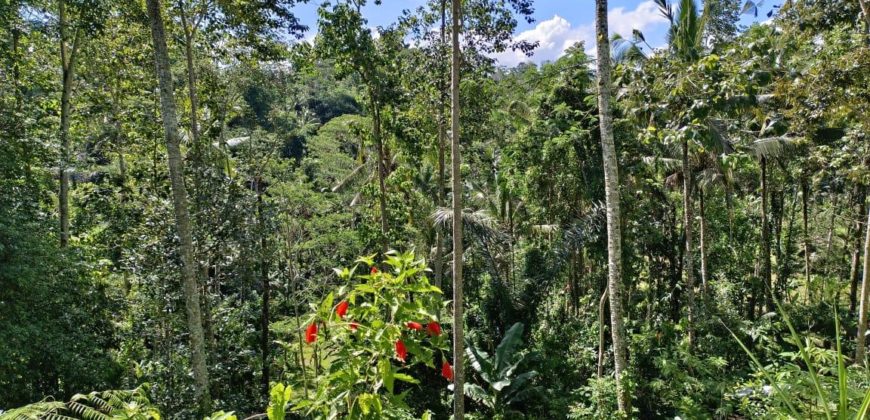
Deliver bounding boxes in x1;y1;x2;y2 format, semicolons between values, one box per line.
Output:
292;0;778;66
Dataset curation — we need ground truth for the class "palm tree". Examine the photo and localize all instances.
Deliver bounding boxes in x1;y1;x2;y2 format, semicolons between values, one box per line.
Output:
654;0;708;347
751;135;796;311
594;0;630;413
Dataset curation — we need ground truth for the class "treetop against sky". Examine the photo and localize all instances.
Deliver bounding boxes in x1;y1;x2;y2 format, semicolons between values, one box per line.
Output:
292;0;778;66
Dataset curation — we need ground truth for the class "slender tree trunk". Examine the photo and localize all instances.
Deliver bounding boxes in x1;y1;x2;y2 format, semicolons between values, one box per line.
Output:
258;184;270;396
58;0;80;248
682;139;696;348
145;0;211;412
851;190;867;313
699;188;709;296
778;189;798;301
433;0;447;290
595;0;630;413
597;288;608;378
179;3;201;154
802;179;811;302
761;156;772;311
450;0;465;417
855;203;870;365
372;105;389;251
825;194;840;263
726;180;734;244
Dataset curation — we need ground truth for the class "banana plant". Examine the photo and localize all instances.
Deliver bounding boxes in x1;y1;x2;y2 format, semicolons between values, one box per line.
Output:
463;323;541;418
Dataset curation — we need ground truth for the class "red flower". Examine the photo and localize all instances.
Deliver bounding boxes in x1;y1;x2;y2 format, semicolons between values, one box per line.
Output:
335;300;349;319
441;361;454;381
370;266;379;275
406;321;423;331
395;340;407;362
305;322;318;344
349;321;359;332
426;321;442;336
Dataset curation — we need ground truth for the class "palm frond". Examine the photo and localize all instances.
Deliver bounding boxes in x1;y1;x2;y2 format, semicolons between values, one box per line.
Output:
431;207;506;245
752;136;797;160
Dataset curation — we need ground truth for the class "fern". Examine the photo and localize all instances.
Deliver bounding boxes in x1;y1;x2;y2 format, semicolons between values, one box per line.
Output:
0;386;159;420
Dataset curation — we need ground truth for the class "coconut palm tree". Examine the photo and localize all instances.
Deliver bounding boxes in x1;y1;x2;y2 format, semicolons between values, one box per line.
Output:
594;0;630;413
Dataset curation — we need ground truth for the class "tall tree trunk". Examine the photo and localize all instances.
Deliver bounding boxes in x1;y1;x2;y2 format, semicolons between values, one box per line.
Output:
450;0;465;417
594;0;630;413
699;188;709;296
58;0;80;248
802;178;811;303
682;139;696;348
145;0;211;412
761;156;772;311
855;203;870;365
851;189;867;313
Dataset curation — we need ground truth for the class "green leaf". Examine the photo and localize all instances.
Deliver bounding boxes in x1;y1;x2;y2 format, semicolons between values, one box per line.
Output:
495;323;524;375
380;358;395;394
463;383;494;408
393;373;419;384
267;383;292;420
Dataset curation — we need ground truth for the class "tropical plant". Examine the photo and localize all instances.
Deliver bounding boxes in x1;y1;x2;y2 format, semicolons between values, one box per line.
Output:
463;323;541;417
0;386;160;420
728;303;870;419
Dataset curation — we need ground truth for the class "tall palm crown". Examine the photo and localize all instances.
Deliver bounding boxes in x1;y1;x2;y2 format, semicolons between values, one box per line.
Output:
656;0;707;62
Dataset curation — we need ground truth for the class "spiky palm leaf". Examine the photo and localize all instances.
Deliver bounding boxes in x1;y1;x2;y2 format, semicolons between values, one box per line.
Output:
611;34;647;64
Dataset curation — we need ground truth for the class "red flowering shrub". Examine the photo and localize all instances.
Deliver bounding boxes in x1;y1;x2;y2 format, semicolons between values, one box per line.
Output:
280;251;452;418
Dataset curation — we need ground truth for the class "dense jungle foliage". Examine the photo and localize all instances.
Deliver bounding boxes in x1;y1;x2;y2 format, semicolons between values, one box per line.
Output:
1;0;870;418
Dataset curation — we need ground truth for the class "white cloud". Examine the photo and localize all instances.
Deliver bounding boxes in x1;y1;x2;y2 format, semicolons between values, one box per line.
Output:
493;15;590;66
493;1;669;67
607;1;668;39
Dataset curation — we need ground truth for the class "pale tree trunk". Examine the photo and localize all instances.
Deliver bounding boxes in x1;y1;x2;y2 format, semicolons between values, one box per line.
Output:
145;0;212;412
597;288;608;379
856;203;870;365
594;0;630;413
58;0;80;248
682;139;696;348
699;188;709;296
450;0;465;417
